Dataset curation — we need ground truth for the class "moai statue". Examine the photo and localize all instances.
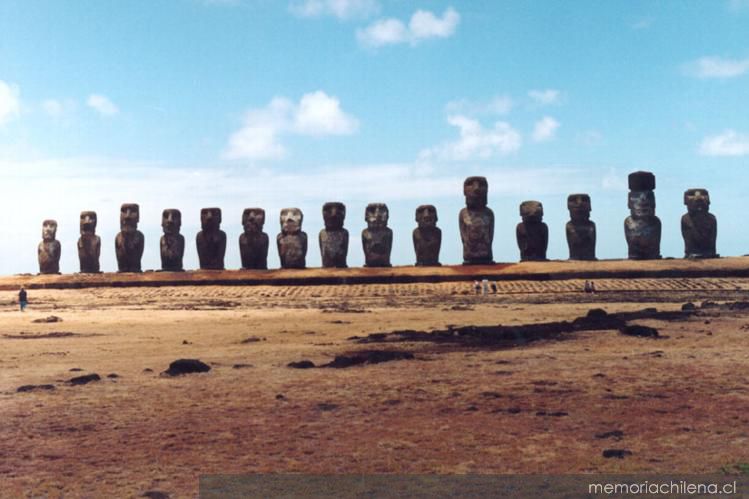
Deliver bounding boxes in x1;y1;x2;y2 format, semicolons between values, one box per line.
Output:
277;208;307;269
459;176;494;264
516;201;548;261
413;204;441;266
115;203;145;272
682;188;718;259
38;220;61;274
362;203;393;267
566;193;597;260
196;207;226;270
77;211;101;273
319;202;349;268
239;208;269;270
160;209;184;271
624;171;661;260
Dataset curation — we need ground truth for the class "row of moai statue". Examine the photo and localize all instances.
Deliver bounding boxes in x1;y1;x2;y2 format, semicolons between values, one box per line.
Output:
36;171;718;274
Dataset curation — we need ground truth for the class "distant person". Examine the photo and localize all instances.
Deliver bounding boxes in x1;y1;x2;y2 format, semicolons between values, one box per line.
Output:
482;279;489;295
18;286;27;312
491;282;498;294
474;280;481;295
584;280;597;294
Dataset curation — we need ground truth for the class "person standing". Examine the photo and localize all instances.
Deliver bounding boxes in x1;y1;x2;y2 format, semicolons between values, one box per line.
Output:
18;286;28;312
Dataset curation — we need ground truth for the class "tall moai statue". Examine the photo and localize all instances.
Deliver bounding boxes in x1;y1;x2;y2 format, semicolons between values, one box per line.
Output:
38;219;61;274
160;209;184;271
459;176;494;265
682;188;718;259
319;202;348;268
277;208;307;269
362;203;392;267
240;208;269;270
115;203;145;272
77;211;101;273
413;204;441;266
624;171;661;260
196;207;226;270
516;201;548;261
566;193;597;260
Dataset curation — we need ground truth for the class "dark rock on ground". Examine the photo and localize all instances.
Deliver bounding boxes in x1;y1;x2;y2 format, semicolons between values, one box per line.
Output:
32;315;63;323
69;368;83;372
107;373;119;378
317;403;338;411
322;350;415;368
240;336;265;344
232;363;254;369
603;449;633;458
142;491;170;499
620;325;659;337
288;360;316;369
162;359;211;376
17;384;55;393
69;374;101;385
681;302;696;311
586;308;608;318
595;430;624;440
142;368;153;373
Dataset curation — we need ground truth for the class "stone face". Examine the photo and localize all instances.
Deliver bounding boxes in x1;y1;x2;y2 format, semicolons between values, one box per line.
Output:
362;203;392;267
277;208;307;269
240;208;269;270
160;209;184;271
77;211;101;273
319;202;348;268
681;188;718;258
516;201;548;261
196;207;226;270
115;203;145;272
459;176;494;265
38;219;61;274
624;171;661;260
566;193;597;260
413;204;441;266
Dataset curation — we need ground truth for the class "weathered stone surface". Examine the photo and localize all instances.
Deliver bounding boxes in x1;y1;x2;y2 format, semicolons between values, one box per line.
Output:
240;208;269;270
413;204;441;266
196;208;226;270
624;171;661;260
566;193;597;260
115;203;145;272
682;188;718;259
516;201;548;261
160;209;184;271
459;176;494;265
319;202;348;268
362;203;392;267
77;211;101;273
38;219;61;274
277;208;307;269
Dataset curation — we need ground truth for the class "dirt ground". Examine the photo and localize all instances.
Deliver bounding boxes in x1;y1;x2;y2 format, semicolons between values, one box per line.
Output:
1;278;748;498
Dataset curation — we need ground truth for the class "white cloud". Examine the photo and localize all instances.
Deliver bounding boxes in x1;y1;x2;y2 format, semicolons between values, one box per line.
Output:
289;0;380;20
445;95;513;116
42;98;77;118
419;114;521;161
684;56;749;79
699;129;749;156
602;168;627;191
631;17;654;30
532;116;560;143
86;94;119;116
223;91;358;161
0;80;21;126
528;89;561;105
357;7;460;47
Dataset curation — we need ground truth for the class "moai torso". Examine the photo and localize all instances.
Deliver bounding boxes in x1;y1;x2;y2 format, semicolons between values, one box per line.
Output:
516;201;548;261
319;202;349;268
239;208;269;270
362;203;392;267
196;207;227;270
566;194;597;260
624;171;661;260
115;203;145;272
413;204;441;266
681;188;718;258
160;209;185;271
38;219;61;274
459;176;494;264
77;211;101;273
277;208;307;269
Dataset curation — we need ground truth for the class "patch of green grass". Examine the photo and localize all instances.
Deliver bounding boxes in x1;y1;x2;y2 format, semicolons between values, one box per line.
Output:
720;463;749;475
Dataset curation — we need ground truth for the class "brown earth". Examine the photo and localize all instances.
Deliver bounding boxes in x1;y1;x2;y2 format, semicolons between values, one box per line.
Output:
1;278;748;497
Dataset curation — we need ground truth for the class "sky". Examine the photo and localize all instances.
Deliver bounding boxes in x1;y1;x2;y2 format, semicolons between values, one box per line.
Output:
1;0;748;274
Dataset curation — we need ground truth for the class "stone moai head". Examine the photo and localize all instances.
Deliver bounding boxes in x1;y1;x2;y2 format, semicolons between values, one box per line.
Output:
162;209;181;235
120;203;140;231
520;201;544;223
684;188;710;214
280;208;303;235
42;219;58;241
365;203;389;229
80;211;97;235
415;205;438;229
201;207;222;231
627;171;656;218
567;194;591;223
243;208;265;233
464;176;488;210
322;202;346;231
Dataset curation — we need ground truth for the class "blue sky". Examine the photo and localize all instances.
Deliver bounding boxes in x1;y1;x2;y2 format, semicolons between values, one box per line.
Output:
1;0;748;274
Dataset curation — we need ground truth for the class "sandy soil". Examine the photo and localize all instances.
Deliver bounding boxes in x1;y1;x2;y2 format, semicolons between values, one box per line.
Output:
1;279;748;498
